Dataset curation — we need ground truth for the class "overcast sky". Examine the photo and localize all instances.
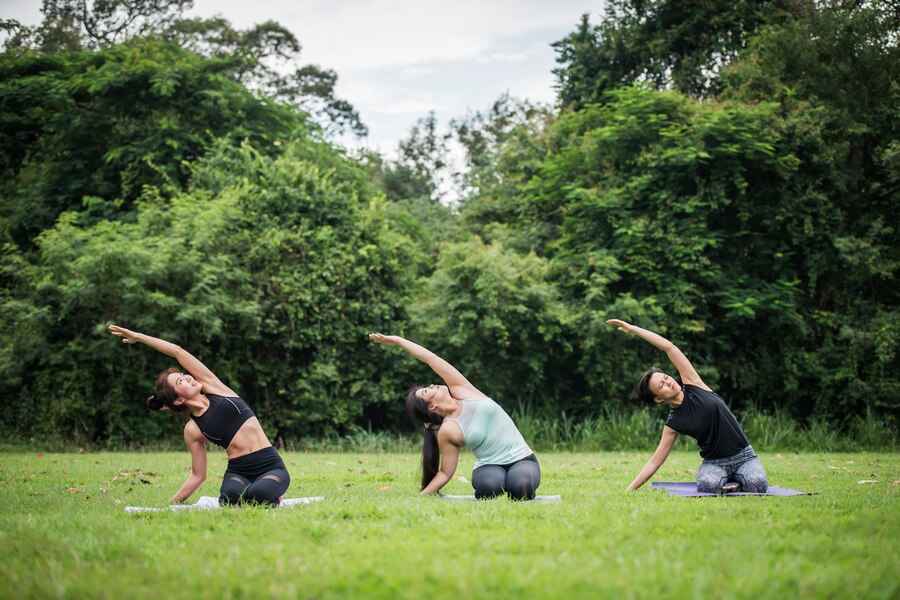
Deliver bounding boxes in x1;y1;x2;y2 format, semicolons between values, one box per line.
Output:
2;1;604;156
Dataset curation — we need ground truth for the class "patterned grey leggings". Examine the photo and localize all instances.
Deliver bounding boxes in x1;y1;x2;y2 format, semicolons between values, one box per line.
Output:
696;445;768;493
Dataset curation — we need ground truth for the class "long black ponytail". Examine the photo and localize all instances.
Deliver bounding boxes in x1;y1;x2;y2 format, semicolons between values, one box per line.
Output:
405;386;444;490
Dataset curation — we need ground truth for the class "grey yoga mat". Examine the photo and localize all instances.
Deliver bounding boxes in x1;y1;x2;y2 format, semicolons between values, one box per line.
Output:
125;495;325;512
652;482;816;497
440;494;561;504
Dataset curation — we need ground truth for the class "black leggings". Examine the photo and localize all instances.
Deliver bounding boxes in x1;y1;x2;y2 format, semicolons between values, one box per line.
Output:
471;453;541;501
219;446;290;507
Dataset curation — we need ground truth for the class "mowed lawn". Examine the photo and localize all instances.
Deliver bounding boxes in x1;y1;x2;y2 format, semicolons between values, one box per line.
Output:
1;450;897;599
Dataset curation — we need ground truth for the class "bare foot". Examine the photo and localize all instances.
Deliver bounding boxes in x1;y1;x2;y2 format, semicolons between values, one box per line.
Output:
718;482;741;495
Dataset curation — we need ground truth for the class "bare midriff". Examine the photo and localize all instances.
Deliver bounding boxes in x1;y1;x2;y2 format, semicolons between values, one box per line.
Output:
225;417;273;460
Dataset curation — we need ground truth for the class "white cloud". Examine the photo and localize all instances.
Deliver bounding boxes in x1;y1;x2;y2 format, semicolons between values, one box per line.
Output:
3;0;602;155
476;52;528;64
187;0;600;70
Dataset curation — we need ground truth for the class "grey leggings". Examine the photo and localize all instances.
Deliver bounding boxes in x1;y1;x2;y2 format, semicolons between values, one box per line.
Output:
696;445;768;493
471;454;541;500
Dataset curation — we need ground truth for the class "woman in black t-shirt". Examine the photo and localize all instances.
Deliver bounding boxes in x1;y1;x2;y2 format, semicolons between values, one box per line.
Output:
607;319;768;494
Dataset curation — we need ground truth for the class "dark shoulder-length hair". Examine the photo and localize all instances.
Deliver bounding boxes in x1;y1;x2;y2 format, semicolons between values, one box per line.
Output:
636;366;665;406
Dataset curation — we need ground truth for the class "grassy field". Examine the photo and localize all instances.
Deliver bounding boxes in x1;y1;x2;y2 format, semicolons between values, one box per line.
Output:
1;450;897;599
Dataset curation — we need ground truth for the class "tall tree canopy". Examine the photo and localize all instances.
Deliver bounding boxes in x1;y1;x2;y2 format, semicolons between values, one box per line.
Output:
2;0;365;136
0;40;304;247
0;0;896;445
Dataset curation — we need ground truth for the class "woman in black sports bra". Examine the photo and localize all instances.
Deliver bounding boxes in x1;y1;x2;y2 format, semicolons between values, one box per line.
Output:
109;324;290;506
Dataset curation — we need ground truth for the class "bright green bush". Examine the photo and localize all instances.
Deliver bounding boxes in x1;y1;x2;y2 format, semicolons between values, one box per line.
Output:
0;139;425;443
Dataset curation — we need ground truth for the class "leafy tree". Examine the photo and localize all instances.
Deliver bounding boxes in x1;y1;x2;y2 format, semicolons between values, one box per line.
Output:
0;41;303;247
410;236;574;413
719;1;900;414
0;138;425;443
381;112;450;203
552;1;790;107
455;2;898;424
2;0;365;136
452;94;555;253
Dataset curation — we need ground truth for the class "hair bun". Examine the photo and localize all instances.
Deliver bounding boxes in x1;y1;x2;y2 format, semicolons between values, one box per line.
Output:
146;395;164;411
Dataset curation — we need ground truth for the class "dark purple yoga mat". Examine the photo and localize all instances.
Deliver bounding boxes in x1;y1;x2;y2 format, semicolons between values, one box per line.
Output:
652;482;816;497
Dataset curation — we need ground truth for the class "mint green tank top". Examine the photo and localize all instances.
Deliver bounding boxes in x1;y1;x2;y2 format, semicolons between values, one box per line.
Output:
445;397;533;468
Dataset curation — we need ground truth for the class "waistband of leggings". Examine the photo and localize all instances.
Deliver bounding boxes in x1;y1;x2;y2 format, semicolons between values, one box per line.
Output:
703;444;757;465
504;453;538;469
227;445;282;468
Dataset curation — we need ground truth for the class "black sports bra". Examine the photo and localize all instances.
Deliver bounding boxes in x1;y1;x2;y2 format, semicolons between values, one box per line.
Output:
191;393;255;449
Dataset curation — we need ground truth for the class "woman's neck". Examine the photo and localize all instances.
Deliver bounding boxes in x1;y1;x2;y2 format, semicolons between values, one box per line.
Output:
664;388;685;408
437;397;463;419
184;393;210;417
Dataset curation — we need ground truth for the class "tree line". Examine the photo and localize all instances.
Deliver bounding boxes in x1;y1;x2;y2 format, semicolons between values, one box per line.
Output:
1;0;896;445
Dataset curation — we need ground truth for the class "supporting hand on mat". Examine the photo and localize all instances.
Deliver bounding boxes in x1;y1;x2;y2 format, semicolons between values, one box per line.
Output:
626;426;679;491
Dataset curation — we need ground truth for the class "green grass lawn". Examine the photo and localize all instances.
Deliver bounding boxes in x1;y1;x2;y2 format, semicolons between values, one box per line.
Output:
1;450;897;599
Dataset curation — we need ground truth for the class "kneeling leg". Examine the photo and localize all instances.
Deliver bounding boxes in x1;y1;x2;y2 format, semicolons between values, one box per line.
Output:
505;459;541;501
472;465;506;499
696;462;728;494
733;457;768;493
244;467;290;506
220;473;250;506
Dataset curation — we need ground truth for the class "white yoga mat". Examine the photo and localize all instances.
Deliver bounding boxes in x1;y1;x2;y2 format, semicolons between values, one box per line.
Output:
440;494;561;504
124;495;324;513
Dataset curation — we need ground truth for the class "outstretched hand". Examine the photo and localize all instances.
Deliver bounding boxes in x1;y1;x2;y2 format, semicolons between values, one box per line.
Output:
606;319;634;334
368;332;402;346
108;324;140;344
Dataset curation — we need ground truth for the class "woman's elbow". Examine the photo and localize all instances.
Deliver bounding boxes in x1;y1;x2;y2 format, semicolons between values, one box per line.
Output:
648;456;666;471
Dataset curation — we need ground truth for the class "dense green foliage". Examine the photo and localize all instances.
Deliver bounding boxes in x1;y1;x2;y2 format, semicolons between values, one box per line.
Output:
0;41;301;246
1;139;423;443
0;451;897;598
445;0;898;425
0;1;896;446
2;0;366;135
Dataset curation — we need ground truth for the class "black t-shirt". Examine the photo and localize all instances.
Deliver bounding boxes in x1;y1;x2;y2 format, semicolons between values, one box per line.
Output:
665;384;750;459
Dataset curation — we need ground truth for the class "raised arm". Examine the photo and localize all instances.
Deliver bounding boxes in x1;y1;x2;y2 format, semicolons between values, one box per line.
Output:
170;421;208;503
369;333;484;399
108;324;236;396
606;319;707;389
626;426;679;491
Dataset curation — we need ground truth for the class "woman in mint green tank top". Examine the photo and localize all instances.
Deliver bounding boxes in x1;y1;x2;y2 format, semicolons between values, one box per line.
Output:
370;333;540;500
